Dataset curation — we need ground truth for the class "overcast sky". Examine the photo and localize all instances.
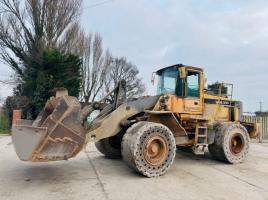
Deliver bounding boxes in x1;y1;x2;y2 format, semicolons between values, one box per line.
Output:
82;0;268;112
1;0;268;112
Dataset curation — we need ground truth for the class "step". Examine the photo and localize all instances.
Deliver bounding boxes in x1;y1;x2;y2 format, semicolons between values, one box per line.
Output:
197;135;207;138
193;144;208;155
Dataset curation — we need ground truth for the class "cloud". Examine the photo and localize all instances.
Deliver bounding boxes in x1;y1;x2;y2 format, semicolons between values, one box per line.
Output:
82;0;268;112
1;1;267;111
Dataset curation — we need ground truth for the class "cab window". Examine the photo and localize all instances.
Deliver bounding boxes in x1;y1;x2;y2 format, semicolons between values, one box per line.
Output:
187;71;200;98
157;68;178;95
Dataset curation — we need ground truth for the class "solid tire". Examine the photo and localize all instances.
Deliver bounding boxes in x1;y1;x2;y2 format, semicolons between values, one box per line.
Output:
95;136;122;159
208;123;250;164
121;122;176;177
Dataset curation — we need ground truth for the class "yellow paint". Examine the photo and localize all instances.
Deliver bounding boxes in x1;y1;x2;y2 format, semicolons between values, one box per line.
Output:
150;65;259;141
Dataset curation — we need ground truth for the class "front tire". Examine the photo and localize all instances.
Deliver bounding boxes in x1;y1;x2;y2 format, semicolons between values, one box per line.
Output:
121;122;176;177
208;123;250;164
95;135;122;159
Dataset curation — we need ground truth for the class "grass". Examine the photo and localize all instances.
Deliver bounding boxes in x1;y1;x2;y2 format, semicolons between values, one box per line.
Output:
0;130;10;135
0;112;10;135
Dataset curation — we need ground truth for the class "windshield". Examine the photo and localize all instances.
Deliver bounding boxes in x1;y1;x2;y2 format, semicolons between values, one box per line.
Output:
157;68;178;95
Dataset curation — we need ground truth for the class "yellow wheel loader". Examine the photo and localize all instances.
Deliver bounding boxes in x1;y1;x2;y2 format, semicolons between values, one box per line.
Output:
12;64;259;177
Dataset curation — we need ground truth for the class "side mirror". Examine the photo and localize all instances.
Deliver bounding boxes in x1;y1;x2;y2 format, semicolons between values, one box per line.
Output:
151;72;156;85
179;67;186;78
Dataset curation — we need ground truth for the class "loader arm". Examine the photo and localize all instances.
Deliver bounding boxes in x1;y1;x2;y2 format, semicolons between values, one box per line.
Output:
85;95;160;143
12;80;128;162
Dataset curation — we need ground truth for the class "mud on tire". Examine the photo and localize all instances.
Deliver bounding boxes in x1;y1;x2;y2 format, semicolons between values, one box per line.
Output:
121;122;176;177
208;123;250;164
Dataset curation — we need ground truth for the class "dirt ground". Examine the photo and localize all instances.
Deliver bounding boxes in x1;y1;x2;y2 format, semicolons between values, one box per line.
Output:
0;136;268;200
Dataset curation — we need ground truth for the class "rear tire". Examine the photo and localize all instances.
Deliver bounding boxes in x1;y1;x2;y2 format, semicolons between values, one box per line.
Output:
208;123;250;164
95;136;122;159
121;122;176;177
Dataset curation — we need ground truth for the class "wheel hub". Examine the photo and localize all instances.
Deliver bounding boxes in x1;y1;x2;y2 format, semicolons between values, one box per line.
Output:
230;134;244;155
144;135;168;166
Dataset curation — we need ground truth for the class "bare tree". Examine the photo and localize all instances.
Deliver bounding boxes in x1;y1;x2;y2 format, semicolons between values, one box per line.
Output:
105;57;145;101
0;0;83;77
0;93;3;105
80;33;112;104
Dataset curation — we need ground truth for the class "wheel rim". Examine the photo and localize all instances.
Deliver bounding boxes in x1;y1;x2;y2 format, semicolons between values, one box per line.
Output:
230;134;245;155
144;135;168;166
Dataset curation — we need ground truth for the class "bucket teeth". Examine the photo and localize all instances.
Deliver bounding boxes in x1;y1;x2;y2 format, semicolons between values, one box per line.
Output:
12;96;86;162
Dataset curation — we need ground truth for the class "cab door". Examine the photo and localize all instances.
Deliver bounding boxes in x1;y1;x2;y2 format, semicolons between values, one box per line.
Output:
183;69;203;114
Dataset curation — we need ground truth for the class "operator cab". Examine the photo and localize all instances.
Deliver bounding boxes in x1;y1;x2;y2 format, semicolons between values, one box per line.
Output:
156;64;203;98
155;64;204;114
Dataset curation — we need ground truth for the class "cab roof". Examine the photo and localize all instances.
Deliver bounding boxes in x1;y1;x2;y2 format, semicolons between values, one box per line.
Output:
156;64;203;75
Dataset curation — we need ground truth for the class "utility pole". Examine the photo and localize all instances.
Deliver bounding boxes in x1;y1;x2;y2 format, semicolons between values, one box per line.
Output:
259;101;263;112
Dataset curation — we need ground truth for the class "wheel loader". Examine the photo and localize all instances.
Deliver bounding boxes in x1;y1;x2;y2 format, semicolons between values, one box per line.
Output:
12;64;259;177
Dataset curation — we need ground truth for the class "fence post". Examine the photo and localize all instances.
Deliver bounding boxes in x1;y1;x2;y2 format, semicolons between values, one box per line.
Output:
259;117;263;143
12;110;22;126
265;117;268;142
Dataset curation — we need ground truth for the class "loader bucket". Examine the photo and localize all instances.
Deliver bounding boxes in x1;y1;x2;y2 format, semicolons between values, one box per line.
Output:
12;96;86;162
